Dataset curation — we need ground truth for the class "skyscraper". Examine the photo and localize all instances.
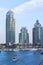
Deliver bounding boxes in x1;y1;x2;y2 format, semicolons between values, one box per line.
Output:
40;27;43;47
6;10;15;44
19;27;29;44
33;20;41;46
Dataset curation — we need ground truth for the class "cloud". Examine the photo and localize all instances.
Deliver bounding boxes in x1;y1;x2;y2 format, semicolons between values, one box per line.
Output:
0;0;43;15
0;8;8;16
12;0;43;14
32;0;43;6
12;1;35;14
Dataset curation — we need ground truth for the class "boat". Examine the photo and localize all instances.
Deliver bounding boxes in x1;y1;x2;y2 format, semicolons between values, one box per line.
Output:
29;48;38;51
41;52;43;54
38;50;43;55
39;50;43;55
12;56;18;61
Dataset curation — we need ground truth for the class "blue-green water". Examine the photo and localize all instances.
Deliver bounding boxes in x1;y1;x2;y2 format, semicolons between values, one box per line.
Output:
0;50;43;65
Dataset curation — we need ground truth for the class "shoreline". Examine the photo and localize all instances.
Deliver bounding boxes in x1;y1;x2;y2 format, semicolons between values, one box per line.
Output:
0;48;43;51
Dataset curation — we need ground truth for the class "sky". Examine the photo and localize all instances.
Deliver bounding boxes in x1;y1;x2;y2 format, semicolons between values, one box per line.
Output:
0;0;43;43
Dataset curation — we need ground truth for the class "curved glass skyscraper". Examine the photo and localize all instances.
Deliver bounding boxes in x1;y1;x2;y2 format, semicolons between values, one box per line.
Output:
33;20;41;46
6;10;15;44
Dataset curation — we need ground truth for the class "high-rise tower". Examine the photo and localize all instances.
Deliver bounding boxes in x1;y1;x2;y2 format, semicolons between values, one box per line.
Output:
33;20;41;46
19;27;29;44
6;10;15;44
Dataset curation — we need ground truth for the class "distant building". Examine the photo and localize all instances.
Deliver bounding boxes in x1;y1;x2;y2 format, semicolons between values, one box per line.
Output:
6;10;15;44
40;27;43;47
19;27;29;44
33;20;41;46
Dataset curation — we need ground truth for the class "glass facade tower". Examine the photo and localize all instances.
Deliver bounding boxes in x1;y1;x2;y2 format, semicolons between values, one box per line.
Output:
6;10;15;44
19;27;29;43
33;20;41;46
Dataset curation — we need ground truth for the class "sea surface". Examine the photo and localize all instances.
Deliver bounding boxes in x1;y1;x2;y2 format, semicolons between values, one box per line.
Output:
0;50;43;65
